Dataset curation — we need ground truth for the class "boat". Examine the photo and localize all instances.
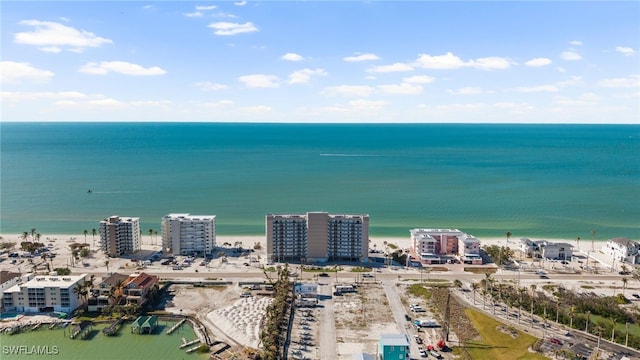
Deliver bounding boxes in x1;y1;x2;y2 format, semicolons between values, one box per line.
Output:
87;189;92;193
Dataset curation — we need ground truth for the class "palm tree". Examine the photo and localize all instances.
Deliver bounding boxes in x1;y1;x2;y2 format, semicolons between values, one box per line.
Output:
529;284;537;324
91;229;97;247
569;306;576;329
518;287;526;323
621;277;628;297
30;228;37;241
83;229;89;245
148;229;153;244
505;231;512;244
576;236;581;251
21;232;29;242
104;260;110;273
585;310;591;333
471;282;479;305
591;229;596;251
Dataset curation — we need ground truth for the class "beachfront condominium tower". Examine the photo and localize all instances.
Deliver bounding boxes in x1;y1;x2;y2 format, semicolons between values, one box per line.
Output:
99;216;141;257
161;213;216;256
266;212;369;263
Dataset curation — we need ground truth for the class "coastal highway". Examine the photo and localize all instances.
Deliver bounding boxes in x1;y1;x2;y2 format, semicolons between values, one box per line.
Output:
64;267;630;284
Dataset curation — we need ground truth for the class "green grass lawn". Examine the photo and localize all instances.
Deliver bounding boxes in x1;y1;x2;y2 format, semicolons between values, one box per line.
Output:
464;308;549;360
588;314;640;337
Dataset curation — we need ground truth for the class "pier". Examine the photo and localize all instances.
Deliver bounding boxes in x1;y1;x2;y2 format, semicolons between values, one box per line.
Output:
166;318;186;335
70;321;93;339
102;318;124;336
179;338;200;349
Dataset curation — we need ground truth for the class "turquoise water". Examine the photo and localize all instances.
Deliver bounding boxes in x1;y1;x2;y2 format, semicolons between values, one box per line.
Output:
1;122;638;240
0;319;207;359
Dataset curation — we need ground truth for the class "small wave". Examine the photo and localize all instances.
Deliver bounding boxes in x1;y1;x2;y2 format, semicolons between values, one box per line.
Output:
90;191;141;194
319;153;387;157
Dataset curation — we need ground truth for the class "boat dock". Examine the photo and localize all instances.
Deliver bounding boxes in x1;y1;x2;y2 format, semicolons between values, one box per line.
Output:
179;338;200;349
130;315;158;334
185;345;201;353
70;321;93;339
102;318;124;336
166;318;186;335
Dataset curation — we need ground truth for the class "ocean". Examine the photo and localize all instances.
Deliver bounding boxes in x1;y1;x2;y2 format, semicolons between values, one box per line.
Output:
1;122;638;241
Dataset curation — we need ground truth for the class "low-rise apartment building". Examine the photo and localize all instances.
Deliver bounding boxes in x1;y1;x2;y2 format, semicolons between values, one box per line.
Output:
161;213;216;256
519;238;573;260
410;229;482;264
602;237;640;265
2;274;87;313
99;215;141;257
266;212;369;263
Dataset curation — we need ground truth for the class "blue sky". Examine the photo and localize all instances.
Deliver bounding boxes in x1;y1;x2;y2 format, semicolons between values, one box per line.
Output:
1;1;639;123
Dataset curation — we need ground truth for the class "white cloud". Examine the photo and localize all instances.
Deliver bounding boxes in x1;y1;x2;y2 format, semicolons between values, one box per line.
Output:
555;76;582;87
615;46;636;56
323;85;375;97
598;74;640;88
87;98;127;107
15;20;112;52
415;52;466;69
560;51;582;61
281;53;304;61
414;52;511;70
367;63;414;73
208;22;258;35
195;81;228;91
525;58;552;67
343;53;380;62
288;68;327;84
196;5;217;11
235;1;247;6
402;75;435;84
447;87;484;95
553;93;601;107
377;83;423;94
238;74;280;88
242;105;272;113
569;40;582;46
348;99;388;111
1;61;55;84
201;100;234;108
1;90;88;102
184;11;204;18
469;57;512;70
79;61;166;76
514;85;559;93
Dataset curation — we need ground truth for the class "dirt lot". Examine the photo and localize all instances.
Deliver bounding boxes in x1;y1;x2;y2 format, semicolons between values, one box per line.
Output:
333;283;397;358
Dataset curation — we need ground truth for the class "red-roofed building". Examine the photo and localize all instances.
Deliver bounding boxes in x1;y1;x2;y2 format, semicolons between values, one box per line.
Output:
123;272;159;306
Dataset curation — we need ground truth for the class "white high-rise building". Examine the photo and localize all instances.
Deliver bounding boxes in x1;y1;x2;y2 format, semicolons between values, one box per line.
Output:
161;213;216;256
99;216;141;257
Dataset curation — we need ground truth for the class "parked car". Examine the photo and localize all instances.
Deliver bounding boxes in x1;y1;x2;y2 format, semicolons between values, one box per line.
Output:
549;338;562;345
413;335;423;344
404;314;411;321
318;273;329;277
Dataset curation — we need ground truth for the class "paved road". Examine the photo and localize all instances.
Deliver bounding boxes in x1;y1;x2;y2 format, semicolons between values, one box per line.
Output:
317;279;337;360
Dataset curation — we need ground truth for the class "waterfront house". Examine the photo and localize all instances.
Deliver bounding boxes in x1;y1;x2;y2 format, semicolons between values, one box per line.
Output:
87;272;129;312
519;238;573;260
378;333;410;360
602;237;640;265
2;274;86;313
122;272;159;306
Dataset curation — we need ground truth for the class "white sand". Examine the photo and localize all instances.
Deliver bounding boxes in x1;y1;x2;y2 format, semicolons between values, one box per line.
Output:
206;296;274;349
